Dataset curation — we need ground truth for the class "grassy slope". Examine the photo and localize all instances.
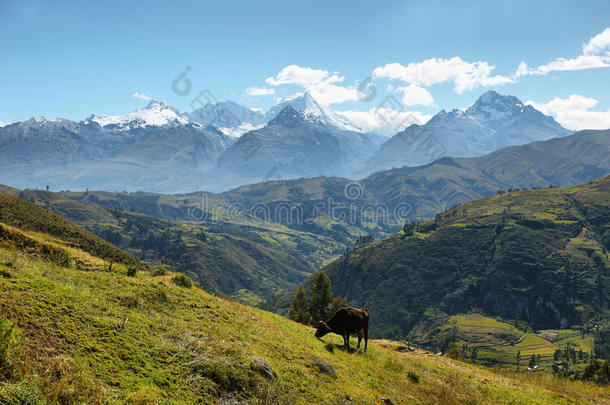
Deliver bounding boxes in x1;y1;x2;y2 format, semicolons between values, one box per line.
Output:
3;189;343;303
0;230;608;404
0;192;140;266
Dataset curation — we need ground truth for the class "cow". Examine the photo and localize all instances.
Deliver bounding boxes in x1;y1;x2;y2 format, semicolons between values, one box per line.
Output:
314;307;369;352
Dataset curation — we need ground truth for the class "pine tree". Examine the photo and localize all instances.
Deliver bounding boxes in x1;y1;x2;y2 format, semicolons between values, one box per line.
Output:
309;271;333;323
289;284;310;325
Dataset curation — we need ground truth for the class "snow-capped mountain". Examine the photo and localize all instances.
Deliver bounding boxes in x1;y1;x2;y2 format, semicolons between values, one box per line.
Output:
365;90;570;173
266;91;365;133
0;103;233;193
87;100;191;130
212;105;383;188
188;101;267;137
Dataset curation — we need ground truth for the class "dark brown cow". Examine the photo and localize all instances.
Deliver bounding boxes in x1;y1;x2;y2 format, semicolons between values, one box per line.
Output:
314;307;369;352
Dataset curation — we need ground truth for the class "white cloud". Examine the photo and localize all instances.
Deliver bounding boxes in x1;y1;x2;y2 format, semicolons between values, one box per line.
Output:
372;57;513;94
265;65;360;105
265;65;330;86
526;94;610;131
515;27;610;77
584;27;610;56
398;85;434;106
307;80;360;105
246;86;275;96
338;108;432;136
132;92;152;101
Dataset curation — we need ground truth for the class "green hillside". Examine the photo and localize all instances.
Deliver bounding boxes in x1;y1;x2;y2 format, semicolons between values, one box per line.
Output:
0;192;140;267
0;218;608;403
3;189;342;304
309;176;610;346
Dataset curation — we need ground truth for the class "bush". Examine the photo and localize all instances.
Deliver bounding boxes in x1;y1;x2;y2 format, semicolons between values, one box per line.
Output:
0;318;22;380
172;274;192;288
126;265;138;277
406;370;420;383
150;260;167;276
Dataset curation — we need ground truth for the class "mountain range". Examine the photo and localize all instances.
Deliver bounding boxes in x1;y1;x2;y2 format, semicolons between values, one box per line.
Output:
0;91;571;193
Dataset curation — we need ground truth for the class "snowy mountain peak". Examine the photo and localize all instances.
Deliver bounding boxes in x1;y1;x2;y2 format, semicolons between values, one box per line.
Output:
88;100;190;130
266;91;364;132
268;105;303;125
188;100;266;137
466;90;525;121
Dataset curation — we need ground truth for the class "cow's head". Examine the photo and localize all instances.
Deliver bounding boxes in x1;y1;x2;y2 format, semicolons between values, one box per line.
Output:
314;321;331;338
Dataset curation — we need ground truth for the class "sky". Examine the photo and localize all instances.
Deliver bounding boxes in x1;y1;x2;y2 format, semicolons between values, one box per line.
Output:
1;0;610;131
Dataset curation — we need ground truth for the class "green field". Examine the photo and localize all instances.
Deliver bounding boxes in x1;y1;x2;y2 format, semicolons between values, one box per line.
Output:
438;314;595;371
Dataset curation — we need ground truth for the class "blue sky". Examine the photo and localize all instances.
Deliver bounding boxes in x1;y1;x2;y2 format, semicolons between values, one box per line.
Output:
1;0;610;130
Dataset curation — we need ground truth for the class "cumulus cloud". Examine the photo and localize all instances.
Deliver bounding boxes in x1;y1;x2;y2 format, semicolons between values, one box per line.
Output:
398;85;434;106
526;94;610;131
132;92;153;100
338;108;432;136
264;65;360;105
584;27;610;56
515;27;610;77
373;57;513;94
265;65;330;86
246;86;275;96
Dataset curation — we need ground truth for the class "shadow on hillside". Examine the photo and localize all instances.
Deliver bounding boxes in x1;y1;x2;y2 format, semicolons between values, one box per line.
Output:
323;342;362;354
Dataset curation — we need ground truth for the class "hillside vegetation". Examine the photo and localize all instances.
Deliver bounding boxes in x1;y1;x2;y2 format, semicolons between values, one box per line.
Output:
312;176;610;346
1;189;342;304
0;192;139;266
0;218;608;403
46;130;610;247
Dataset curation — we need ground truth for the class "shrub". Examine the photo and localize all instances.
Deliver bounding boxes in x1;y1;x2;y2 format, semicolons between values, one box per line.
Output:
126;265;138;277
406;370;420;383
151;260;167;276
0;318;22;380
172;274;192;288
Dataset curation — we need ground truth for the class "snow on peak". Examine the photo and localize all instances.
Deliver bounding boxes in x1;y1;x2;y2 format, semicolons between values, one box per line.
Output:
88;100;190;130
466;91;524;121
266;91;364;132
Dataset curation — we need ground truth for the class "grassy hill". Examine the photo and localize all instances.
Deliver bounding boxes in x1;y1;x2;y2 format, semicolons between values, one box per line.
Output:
0;218;608;403
0;192;140;267
293;176;610;351
1;189;342;304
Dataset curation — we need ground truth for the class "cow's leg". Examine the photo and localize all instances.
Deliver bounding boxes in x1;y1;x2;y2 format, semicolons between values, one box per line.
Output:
357;331;362;350
364;326;368;352
345;333;350;349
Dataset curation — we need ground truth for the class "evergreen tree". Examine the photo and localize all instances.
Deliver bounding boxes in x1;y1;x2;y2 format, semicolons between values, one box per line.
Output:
309;271;333;323
516;351;521;370
289;284;310;325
